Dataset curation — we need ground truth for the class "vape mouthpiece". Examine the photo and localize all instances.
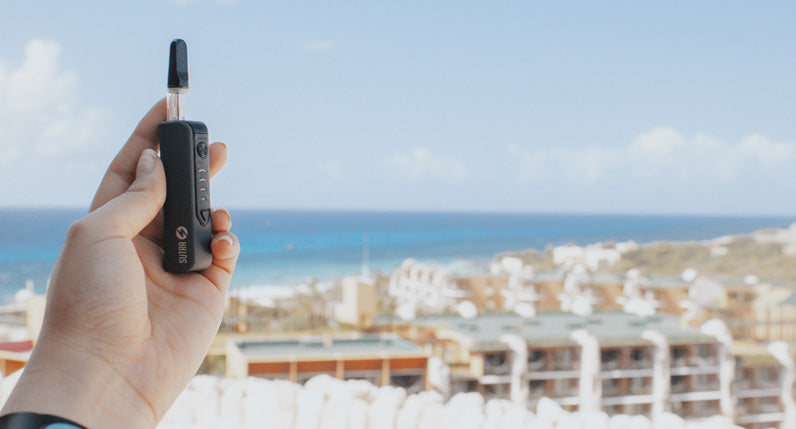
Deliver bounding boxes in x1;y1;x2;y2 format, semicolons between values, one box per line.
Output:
168;39;189;89
166;39;188;121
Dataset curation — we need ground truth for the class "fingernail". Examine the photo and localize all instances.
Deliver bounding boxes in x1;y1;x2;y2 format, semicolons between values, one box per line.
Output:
218;235;234;248
138;149;157;176
217;142;227;150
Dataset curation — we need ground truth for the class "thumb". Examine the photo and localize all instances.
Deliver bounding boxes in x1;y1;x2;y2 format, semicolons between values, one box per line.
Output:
91;149;166;239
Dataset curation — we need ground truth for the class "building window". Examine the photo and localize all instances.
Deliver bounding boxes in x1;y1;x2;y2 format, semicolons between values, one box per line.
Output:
671;375;688;393
694;374;719;391
692;400;719;418
671;346;688;367
629;348;651;369
670;400;686;416
759;396;781;413
529;380;546;398
601;378;620;397
528;350;546;371
482;383;510;399
451;379;478;395
692;344;717;366
484;352;510;375
553;348;577;370
736;397;754;416
756;367;781;388
601;349;619;370
391;374;423;393
628;377;652;394
734;367;752;390
625;403;650;416
553;378;578;397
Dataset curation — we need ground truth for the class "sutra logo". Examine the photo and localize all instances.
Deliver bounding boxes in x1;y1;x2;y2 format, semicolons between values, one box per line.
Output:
176;226;189;264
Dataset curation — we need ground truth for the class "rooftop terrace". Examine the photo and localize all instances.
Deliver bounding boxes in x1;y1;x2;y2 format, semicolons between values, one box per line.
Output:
233;334;424;358
387;311;716;350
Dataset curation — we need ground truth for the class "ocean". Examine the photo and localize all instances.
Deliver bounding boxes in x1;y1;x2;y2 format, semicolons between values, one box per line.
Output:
1;208;793;301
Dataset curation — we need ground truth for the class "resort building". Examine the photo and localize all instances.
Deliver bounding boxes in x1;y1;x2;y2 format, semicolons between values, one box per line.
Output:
225;334;429;393
376;310;782;426
334;276;378;329
0;340;31;376
732;342;787;429
388;259;470;316
749;286;796;344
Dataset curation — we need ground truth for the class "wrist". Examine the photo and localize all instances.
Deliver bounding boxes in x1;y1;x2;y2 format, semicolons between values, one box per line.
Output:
1;338;156;429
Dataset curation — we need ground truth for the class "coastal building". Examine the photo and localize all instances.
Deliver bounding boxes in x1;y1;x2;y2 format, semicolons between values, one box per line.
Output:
377;311;749;422
455;276;510;312
488;256;540;313
334;276;378;329
552;243;625;271
226;334;429;393
749;286;796;344
0;340;31;376
601;272;796;349
732;342;787;429
387;259;470;317
635;276;690;316
529;270;568;311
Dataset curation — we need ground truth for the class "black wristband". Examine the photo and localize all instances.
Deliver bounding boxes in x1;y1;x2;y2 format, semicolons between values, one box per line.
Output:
0;412;86;429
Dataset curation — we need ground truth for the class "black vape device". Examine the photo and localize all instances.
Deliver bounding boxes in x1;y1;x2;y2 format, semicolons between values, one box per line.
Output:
159;39;213;272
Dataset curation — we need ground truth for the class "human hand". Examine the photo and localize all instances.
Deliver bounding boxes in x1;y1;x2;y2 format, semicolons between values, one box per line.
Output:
1;99;240;428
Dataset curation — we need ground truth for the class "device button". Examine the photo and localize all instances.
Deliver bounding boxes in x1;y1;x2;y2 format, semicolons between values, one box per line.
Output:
196;142;209;158
200;209;211;225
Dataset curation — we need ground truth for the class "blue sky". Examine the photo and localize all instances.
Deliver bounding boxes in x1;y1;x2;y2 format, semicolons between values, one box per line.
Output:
1;1;796;214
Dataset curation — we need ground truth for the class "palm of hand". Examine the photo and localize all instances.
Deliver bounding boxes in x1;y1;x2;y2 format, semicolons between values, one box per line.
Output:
44;226;228;419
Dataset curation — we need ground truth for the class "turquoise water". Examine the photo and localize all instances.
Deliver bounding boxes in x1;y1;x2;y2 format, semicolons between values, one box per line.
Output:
0;208;792;299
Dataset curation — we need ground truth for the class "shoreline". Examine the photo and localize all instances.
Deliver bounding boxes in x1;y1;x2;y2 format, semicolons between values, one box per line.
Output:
2;212;794;303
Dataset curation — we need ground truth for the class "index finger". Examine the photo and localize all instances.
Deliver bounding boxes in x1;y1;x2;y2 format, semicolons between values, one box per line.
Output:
90;98;166;212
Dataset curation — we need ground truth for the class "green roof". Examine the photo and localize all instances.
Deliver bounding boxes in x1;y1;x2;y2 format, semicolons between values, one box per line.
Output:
234;334;424;358
399;311;715;350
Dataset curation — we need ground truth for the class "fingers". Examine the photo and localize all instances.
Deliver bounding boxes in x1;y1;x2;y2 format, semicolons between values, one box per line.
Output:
90;99;167;212
212;233;239;264
202;232;240;293
90;99;226;212
89;149;167;239
212;209;231;232
208;142;227;179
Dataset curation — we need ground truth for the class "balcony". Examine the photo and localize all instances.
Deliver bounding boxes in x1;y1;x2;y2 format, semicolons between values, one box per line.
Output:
628;348;653;369
483;352;510;376
527;350;547;371
553;349;578;371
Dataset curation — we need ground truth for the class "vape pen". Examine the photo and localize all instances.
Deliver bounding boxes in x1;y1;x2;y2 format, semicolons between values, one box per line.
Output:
159;39;213;272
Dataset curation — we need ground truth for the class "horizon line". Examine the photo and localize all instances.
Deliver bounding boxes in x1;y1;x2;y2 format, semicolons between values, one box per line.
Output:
1;205;794;219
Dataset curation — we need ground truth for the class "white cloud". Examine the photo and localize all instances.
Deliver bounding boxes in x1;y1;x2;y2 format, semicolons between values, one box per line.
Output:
508;127;796;187
385;148;467;184
300;40;336;52
0;39;106;167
